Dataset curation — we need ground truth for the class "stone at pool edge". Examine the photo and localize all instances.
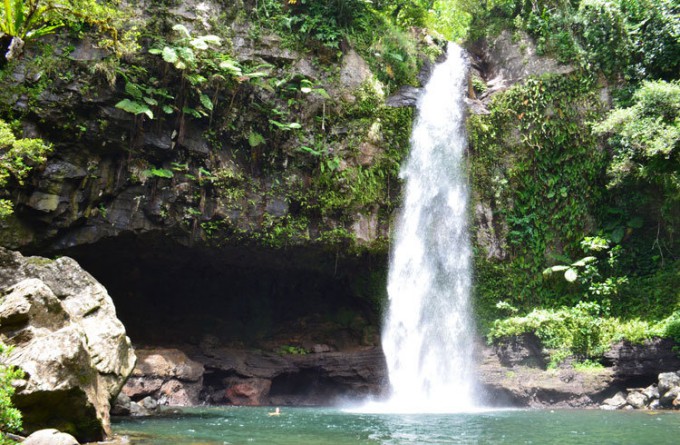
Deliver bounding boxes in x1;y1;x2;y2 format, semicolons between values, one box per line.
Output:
22;429;80;445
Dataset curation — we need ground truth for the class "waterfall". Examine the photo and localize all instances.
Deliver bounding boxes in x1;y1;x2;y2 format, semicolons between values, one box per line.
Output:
381;43;478;412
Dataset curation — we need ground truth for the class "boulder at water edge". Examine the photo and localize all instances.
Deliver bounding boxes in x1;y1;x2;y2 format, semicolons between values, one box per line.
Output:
22;429;80;445
0;247;136;442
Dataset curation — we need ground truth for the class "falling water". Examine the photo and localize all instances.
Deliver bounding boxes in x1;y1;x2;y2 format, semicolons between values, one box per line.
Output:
381;43;478;412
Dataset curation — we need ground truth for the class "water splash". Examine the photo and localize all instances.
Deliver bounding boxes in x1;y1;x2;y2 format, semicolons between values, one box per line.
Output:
380;43;478;413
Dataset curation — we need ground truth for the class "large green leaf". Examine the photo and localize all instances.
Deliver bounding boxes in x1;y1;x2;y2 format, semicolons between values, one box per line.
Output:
115;99;153;119
199;93;213;111
248;131;265;147
162;47;178;64
172;24;191;39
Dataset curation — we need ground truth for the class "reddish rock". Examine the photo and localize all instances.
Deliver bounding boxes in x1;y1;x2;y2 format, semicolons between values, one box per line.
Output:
121;377;163;399
225;379;272;405
121;348;204;406
160;379;202;406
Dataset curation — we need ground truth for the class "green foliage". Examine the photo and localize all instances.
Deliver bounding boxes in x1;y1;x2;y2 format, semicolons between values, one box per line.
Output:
663;311;680;343
277;344;307;355
469;73;606;311
115;79;174;119
117;23;261;121
572;359;605;371
490;303;680;365
254;1;425;93
576;0;631;76
115;98;153;119
0;118;50;219
594;80;679;193
0;342;23;440
142;166;173;179
1;0;61;41
258;0;372;49
248;131;265;148
0;0;138;58
489;301;608;363
465;0;679;80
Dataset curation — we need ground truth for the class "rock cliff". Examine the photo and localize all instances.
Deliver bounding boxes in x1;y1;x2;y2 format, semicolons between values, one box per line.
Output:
0;0;429;356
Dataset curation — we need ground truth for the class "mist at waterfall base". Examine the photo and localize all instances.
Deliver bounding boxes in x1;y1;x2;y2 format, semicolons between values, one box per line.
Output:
359;43;479;414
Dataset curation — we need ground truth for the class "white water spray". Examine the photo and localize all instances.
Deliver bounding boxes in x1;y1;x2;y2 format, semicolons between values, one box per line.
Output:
380;43;478;413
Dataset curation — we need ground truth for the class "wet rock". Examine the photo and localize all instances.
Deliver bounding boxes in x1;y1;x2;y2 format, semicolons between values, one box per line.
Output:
468;30;574;95
626;391;648;409
479;342;613;408
122;348;204;406
138;396;160;412
0;248;136;442
128;401;153;417
26;191;61;212
340;49;372;90
602;391;627;409
466;97;490;115
660;387;680;407
474;202;506;261
657;372;680;394
23;429;79;445
642;384;659;400
111;393;132;416
68;39;106;61
493;333;546;369
225;378;272;405
265;197;289;217
351;210;379;244
386;86;420;107
603;340;680;377
312;344;332;353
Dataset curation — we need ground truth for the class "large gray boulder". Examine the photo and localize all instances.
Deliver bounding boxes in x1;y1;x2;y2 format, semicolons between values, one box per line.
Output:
0;248;136;442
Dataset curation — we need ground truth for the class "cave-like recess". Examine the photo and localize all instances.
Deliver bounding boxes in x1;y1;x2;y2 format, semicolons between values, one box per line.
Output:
53;233;386;349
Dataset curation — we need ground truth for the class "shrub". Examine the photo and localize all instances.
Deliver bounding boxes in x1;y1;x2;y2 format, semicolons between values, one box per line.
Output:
0;343;23;443
0;119;51;219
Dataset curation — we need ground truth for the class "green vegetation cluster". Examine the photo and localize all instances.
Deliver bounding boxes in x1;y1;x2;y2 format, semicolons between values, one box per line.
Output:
465;0;679;364
0;0;139;60
0;343;23;445
0;119;50;219
465;0;679;81
107;1;434;251
253;0;451;92
0;0;435;253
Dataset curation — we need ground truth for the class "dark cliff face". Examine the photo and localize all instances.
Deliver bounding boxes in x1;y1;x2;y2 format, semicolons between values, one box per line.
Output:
0;1;437;350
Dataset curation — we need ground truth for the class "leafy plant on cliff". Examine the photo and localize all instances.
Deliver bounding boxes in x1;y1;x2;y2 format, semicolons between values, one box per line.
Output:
594;80;679;208
0;0;139;60
469;73;606;311
0;119;51;219
0;342;23;443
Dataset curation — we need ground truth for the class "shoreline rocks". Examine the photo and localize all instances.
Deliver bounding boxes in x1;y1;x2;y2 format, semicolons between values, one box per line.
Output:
479;335;680;409
601;371;680;410
115;345;387;410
